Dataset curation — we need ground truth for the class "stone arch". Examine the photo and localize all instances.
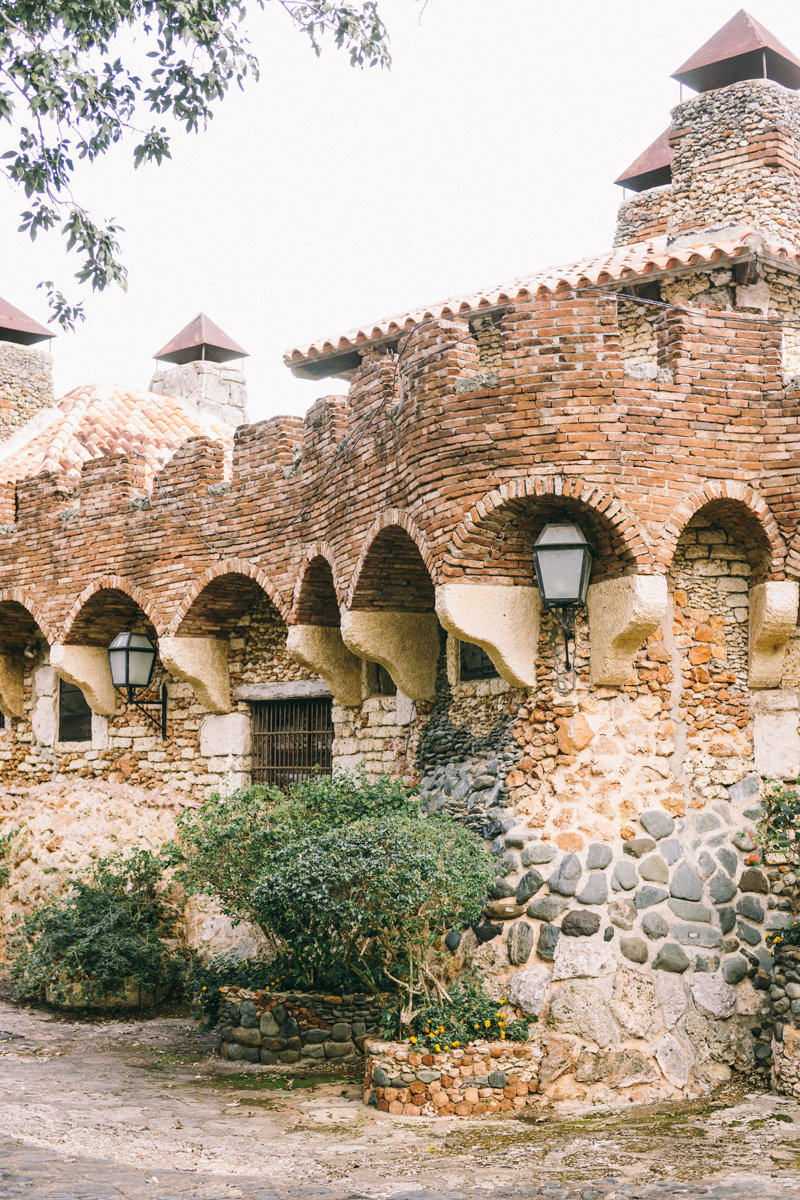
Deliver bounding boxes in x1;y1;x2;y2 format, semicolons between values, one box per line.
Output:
292;544;342;627
442;475;651;585
0;591;53;719
342;514;438;701
656;482;785;583
167;558;290;636
346;510;437;609
0;589;56;651
54;580;160;717
348;512;436;612
62;576;162;645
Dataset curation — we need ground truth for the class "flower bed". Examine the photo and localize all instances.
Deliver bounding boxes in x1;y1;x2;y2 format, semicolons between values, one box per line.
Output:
217;988;383;1065
364;1039;542;1116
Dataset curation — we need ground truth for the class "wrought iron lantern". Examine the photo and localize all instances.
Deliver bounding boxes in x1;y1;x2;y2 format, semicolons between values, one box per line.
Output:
107;632;167;737
531;523;593;670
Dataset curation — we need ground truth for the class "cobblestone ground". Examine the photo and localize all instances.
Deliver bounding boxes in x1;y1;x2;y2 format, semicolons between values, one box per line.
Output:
1;999;800;1200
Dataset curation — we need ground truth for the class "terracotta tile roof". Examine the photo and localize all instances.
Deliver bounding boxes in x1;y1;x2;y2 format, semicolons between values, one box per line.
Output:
0;382;234;487
284;229;796;371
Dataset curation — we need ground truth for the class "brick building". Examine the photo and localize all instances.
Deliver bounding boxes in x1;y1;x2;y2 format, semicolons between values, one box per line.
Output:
1;9;799;1103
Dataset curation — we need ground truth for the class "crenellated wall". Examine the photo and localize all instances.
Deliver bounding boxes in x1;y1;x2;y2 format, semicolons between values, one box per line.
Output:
2;285;800;1102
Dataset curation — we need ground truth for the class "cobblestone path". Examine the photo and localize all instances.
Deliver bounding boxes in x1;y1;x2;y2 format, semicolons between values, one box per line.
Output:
1;1000;799;1200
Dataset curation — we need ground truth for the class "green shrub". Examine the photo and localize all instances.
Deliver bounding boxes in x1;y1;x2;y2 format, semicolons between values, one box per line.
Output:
171;767;418;933
9;848;192;1006
405;976;532;1049
756;778;800;867
251;813;493;992
0;826;20;889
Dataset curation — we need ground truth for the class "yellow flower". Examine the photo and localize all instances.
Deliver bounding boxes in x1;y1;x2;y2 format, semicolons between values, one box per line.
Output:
410;1036;417;1044
435;1044;441;1052
202;986;207;991
500;1032;506;1039
453;1041;460;1047
484;1020;490;1027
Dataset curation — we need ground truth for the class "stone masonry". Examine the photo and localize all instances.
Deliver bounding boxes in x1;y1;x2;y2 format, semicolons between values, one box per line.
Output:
6;24;800;1106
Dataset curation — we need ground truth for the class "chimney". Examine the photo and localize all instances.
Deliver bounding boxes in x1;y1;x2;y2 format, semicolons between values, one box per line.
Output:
149;313;249;428
0;295;54;445
613;10;800;251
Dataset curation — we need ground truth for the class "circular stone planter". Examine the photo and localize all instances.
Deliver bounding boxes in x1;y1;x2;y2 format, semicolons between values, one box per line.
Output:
364;1039;542;1116
45;977;166;1010
217;987;384;1066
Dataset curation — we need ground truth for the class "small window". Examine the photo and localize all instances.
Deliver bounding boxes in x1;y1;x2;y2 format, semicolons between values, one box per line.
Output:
459;641;499;682
251;698;333;789
376;664;396;696
59;679;92;742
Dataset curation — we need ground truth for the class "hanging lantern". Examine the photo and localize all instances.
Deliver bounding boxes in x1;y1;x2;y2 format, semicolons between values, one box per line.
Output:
532;523;593;669
107;632;166;737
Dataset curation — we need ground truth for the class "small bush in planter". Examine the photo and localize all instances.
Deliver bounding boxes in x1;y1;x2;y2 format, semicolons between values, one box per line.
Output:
171;767;418;934
9;848;193;1007
405;976;532;1050
251;813;493;995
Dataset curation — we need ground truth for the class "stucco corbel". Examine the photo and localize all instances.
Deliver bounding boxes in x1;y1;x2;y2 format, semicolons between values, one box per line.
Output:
286;625;362;707
748;580;799;689
340;610;439;702
159;636;231;713
50;644;117;716
587;575;668;686
0;654;24;719
435;584;540;688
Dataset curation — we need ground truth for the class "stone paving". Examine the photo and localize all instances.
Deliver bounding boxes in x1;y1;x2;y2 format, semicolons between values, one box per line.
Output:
1;998;800;1200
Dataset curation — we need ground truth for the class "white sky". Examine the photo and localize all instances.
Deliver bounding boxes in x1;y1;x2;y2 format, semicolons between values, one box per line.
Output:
3;0;800;423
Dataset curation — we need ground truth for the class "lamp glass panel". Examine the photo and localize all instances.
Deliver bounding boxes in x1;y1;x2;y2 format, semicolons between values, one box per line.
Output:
535;546;587;604
127;647;155;686
108;647;129;686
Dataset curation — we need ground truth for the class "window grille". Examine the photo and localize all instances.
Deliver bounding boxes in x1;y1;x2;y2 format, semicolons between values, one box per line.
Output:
459;641;499;682
251;698;333;788
59;678;92;742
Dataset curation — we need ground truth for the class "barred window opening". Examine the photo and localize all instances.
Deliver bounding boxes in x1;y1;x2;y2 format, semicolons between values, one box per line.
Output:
251;698;333;788
459;641;499;682
58;678;92;742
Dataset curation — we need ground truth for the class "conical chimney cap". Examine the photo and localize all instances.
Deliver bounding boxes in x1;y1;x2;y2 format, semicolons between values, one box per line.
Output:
672;9;800;93
153;313;248;365
0;295;53;346
615;127;673;192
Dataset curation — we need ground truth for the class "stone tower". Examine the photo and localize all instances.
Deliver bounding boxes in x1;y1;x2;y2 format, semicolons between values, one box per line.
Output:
0;295;54;445
149;312;249;428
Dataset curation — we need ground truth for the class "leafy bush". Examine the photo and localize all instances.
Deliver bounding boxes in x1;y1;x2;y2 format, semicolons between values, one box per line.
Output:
9;848;192;1006
0;827;20;889
251;814;493;993
405;977;532;1050
171;767;418;932
756;779;800;867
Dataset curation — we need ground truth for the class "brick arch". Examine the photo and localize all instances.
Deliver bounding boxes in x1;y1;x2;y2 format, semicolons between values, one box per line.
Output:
442;475;652;585
0;589;57;651
656;482;785;582
292;543;343;626
347;510;436;611
62;576;164;645
167;558;290;636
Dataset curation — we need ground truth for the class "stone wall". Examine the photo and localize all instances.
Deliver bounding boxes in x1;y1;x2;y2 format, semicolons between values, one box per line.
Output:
365;1040;541;1115
149;360;248;428
0;341;53;442
613;187;671;248
217;988;383;1064
669;80;800;248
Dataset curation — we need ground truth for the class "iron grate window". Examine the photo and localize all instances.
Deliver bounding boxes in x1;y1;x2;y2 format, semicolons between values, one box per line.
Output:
251;698;333;788
459;641;499;682
59;678;92;742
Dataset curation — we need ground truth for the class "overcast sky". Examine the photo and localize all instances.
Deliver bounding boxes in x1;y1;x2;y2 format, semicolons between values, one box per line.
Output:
3;0;800;423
